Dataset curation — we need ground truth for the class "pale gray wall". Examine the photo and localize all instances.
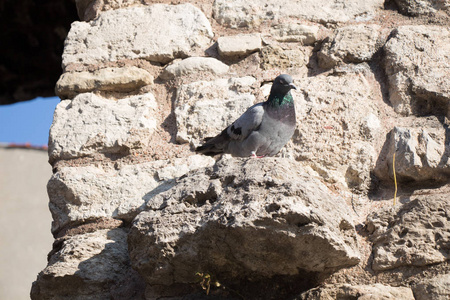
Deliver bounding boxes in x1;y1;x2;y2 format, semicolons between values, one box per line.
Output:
0;147;53;299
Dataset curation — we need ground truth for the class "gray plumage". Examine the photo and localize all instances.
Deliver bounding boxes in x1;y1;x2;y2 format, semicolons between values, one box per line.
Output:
196;74;297;157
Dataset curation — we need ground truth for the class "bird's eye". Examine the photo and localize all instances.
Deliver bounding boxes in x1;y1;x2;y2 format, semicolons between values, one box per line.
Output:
279;80;285;84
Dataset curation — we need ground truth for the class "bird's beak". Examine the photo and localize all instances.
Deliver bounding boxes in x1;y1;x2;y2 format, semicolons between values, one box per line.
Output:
289;83;297;90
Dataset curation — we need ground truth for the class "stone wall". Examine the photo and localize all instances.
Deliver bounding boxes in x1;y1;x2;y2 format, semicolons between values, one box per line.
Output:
31;1;450;299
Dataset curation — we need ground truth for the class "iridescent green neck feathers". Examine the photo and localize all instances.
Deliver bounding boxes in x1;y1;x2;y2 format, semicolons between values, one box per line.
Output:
267;92;294;108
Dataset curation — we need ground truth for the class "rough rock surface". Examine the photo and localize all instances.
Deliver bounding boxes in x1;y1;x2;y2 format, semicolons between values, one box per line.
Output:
384;25;450;116
160;57;229;80
367;193;450;271
31;228;145;300
55;66;154;99
213;0;384;27
175;76;257;144
318;24;384;69
217;34;262;58
412;273;450;300
289;70;381;191
32;0;450;299
298;283;415;300
394;0;449;16
374;119;450;183
48;155;214;234
270;24;319;44
129;157;360;295
48;92;158;162
260;44;311;73
62;4;213;68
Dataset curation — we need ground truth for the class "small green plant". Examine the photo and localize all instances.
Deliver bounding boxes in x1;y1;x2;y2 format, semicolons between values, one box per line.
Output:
195;272;221;295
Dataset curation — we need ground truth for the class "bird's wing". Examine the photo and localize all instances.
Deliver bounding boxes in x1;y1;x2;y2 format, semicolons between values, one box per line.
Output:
227;103;264;140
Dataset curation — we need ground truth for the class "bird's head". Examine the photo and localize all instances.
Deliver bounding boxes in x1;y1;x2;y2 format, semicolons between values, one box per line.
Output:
271;74;297;95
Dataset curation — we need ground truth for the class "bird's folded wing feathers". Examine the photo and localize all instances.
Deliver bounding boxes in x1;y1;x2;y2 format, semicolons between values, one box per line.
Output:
227;103;264;140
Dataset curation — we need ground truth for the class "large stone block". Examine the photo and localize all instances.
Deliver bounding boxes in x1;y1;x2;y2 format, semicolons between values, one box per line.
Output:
213;0;384;28
384;26;450;116
48;155;214;234
318;24;383;69
270;24;319;44
63;4;213;68
374;119;450;183
174;76;257;144
393;0;449;16
288;70;382;191
55;67;154;99
49;92;158;162
217;34;262;58
160;57;229;80
129;157;360;293
412;274;450;300
367;191;450;271
31;228;145;300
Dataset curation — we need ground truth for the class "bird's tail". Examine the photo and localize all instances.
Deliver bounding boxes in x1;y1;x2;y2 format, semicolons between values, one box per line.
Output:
195;128;230;156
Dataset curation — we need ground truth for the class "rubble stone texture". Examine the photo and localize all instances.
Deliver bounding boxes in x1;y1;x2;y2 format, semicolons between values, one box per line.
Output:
32;0;450;299
129;157;360;294
62;4;213;68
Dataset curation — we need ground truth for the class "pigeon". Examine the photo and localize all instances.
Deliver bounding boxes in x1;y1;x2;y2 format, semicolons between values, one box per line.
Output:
196;74;297;157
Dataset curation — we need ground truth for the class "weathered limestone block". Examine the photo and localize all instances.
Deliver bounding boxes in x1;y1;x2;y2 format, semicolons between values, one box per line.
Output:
55;66;154;99
412;274;450;300
366;193;450;271
48;155;214;234
213;0;384;28
63;4;213;68
48;92;158;162
318;24;383;69
298;283;415;300
217;34;262;58
393;0;449;16
128;157;360;291
288;70;381;191
31;228;145;300
384;26;450;115
374;120;450;182
175;76;257;144
270;24;319;44
260;44;311;71
160;57;229;80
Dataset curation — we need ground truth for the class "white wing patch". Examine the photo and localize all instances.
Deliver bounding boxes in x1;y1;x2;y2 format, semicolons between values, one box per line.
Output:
227;103;264;140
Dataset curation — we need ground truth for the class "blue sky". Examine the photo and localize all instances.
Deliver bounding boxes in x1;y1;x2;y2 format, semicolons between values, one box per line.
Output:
0;97;60;147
